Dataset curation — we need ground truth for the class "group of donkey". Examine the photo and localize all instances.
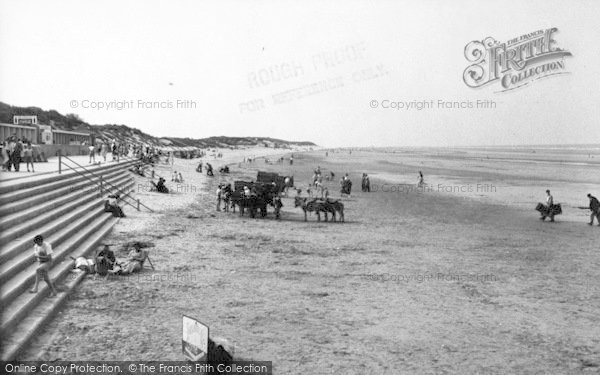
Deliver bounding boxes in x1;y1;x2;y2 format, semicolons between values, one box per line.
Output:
219;173;345;222
222;182;282;219
294;196;345;222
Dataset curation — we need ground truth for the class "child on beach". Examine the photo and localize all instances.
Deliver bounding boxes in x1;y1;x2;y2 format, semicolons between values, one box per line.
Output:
23;143;34;172
30;235;58;296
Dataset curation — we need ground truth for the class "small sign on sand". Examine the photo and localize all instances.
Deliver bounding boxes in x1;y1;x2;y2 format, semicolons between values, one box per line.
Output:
182;315;209;361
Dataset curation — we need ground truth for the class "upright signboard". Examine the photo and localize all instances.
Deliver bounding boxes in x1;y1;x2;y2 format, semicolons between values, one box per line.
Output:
182;315;209;362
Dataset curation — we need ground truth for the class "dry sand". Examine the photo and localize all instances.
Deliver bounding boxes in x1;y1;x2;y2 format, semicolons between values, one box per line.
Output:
22;146;600;374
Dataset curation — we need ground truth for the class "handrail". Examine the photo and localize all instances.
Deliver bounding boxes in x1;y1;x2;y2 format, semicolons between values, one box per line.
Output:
58;152;154;213
59;160;142;212
62;154;154;212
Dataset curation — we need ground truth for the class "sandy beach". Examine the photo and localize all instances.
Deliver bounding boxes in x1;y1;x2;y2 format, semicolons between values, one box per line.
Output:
22;146;600;374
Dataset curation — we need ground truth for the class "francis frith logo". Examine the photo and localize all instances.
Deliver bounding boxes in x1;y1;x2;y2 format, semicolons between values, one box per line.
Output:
463;28;572;92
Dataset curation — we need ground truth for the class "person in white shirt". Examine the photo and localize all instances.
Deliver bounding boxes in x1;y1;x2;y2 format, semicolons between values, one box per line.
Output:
30;235;58;296
541;189;555;222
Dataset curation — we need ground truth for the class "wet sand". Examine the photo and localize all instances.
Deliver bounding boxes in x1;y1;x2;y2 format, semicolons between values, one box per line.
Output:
23;146;600;374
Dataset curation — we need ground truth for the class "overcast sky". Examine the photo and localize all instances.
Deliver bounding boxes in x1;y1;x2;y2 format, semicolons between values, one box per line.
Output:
1;0;599;147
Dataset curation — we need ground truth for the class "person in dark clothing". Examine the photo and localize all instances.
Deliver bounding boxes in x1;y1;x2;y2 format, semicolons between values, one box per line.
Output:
155;177;169;193
341;175;352;197
587;193;600;226
97;245;116;265
96;245;116;275
12;138;22;171
104;194;126;217
361;173;371;192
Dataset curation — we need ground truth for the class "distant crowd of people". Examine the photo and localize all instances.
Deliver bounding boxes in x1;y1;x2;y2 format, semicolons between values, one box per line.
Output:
1;135;36;172
86;139;166;164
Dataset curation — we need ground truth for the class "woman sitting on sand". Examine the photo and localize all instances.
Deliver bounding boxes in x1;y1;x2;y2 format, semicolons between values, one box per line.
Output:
152;177;169;193
111;244;147;275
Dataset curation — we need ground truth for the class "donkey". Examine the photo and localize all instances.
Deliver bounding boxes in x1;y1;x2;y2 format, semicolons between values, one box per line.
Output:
325;199;345;222
294;197;335;222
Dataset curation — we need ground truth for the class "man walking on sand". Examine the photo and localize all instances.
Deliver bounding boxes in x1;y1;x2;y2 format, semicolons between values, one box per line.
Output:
540;189;555;222
587;193;600;226
30;235;58;296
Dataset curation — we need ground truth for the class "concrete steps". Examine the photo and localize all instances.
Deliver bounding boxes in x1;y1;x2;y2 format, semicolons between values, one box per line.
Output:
0;158;140;360
0;172;131;266
0;163;133;216
0;175;134;285
0;177;123;266
0;169;131;233
0;173;133;246
0;210;116;333
1;218;118;360
0;158;138;196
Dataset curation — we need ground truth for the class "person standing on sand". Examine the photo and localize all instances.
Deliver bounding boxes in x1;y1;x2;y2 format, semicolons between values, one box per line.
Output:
540;189;555;222
587;193;600;226
418;171;425;188
30;235;58;296
216;184;223;211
